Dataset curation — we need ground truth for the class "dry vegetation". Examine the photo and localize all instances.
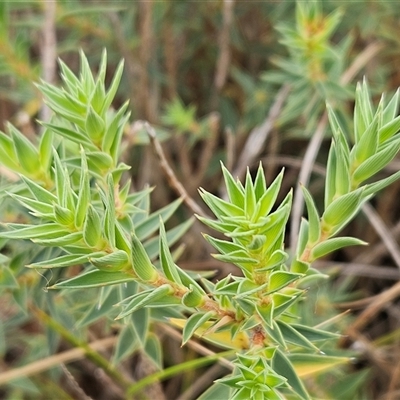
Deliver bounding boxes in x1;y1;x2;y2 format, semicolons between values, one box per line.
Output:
1;1;400;399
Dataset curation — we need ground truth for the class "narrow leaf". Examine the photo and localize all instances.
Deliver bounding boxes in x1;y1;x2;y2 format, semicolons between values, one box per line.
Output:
310;237;367;261
182;311;215;345
267;271;302;294
50;270;135;289
301;185;320;244
221;162;244;208
272;348;311;400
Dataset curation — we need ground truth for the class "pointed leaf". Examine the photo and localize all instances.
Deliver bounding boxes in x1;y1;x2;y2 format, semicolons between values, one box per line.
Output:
0;223;68;240
221;163;244;208
182;311;215;345
116;284;173;319
364;170;400;198
20;175;57;204
50;270;135;289
290;353;349;378
89;250;129;271
199;189;243;218
131;234;158;282
310;237;367;261
254;169;284;219
322;188;364;229
276;321;319;351
272;348;311;400
353;138;400;185
75;149;91;228
244;169;256;219
159;219;182;284
267;271;302;294
301;185;320;244
27;252;106;269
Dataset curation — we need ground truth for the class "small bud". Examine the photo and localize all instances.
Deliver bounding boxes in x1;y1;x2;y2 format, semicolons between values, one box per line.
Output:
86;106;105;143
83;205;102;248
182;285;206;308
89;250;129;271
131;234;158;282
248;235;266;251
54;204;74;226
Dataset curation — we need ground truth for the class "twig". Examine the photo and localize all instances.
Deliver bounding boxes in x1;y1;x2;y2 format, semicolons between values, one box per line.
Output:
144;122;208;217
0;166;19;182
213;0;235;97
224;126;235;172
339;42;384;85
346;280;400;334
354;219;400;265
345;329;392;375
60;364;93;400
40;0;57;123
313;310;351;329
315;260;400;281
138;0;155;121
163;5;178;99
361;203;400;269
191;112;220;191
174;134;193;187
127;350;234;397
108;12;141;112
382;390;400;400
0;336;117;386
30;306;132;390
233;84;290;180
161;324;234;370
289;111;328;252
176;363;227;400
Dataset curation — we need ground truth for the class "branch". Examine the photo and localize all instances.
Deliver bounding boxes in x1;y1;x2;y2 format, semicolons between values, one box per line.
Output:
144;122;208;218
0;336;117;386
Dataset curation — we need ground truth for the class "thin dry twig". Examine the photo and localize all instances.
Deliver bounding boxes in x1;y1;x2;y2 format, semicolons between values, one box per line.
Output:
0;166;19;182
0;336;117;386
345;329;392;375
144;122;208;218
191;112;220;191
233;84;291;180
340;42;385;85
387;362;400;400
289;111;328;252
346;280;400;334
354;219;400;265
61;364;93;400
361;203;400;270
161;324;234;370
224;127;236;172
138;0;155;121
176;363;227;400
315;260;400;280
108;12;140;112
382;389;400;400
163;5;178;99
213;0;235;93
40;0;57;123
174;134;193;187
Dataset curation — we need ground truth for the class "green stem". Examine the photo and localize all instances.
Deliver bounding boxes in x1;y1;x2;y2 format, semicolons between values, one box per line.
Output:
30;305;132;390
127;350;235;396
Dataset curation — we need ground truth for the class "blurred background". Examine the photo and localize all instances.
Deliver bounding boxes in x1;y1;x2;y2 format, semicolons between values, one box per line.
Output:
1;1;400;399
